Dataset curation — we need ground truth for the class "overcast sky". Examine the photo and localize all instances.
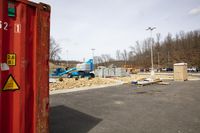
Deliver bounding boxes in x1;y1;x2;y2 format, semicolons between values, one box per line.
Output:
32;0;200;61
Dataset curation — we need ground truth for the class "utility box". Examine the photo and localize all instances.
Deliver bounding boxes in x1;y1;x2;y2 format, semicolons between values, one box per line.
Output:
0;0;50;133
174;63;188;81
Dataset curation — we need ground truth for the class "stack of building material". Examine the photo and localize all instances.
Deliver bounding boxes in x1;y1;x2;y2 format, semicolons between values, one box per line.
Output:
95;67;129;77
115;68;129;77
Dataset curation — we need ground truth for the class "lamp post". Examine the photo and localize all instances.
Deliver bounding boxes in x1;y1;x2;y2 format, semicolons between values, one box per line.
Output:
146;27;156;76
91;48;95;71
66;50;68;66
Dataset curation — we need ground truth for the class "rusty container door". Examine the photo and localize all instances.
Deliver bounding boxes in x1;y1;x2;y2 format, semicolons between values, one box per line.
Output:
0;0;50;133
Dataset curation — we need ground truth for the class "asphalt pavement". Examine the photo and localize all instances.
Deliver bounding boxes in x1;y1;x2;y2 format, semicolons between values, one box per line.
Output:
50;80;200;133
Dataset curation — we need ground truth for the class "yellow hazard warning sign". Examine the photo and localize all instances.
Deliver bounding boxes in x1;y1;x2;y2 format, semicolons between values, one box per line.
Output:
2;74;20;91
7;54;16;66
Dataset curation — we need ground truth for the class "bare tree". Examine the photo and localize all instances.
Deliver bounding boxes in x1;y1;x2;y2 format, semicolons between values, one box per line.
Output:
128;50;134;61
129;41;141;55
101;54;112;62
121;49;128;65
116;50;121;60
94;56;103;64
50;37;61;61
121;49;128;60
100;54;114;66
129;30;200;68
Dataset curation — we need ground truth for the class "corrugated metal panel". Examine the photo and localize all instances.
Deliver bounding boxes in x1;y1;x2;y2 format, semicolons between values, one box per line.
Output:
0;0;50;133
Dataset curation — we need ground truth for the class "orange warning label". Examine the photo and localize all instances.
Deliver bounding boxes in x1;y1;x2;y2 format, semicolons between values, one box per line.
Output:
2;74;20;91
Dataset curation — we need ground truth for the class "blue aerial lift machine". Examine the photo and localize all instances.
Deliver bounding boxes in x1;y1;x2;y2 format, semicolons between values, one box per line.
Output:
50;59;95;78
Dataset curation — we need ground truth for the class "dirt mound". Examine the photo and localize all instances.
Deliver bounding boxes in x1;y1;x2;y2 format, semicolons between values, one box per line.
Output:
50;77;118;91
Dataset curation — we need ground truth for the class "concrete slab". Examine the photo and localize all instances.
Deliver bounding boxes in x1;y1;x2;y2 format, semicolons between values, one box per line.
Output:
50;81;200;133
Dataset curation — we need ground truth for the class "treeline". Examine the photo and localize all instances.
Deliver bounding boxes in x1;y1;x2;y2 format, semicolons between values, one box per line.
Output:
50;30;200;68
95;30;200;68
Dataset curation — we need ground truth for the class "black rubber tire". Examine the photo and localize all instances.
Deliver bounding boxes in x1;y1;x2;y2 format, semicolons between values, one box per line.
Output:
68;74;73;78
89;73;95;78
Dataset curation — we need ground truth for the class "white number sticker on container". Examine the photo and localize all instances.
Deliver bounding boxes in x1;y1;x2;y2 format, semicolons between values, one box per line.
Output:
14;23;21;33
0;21;9;31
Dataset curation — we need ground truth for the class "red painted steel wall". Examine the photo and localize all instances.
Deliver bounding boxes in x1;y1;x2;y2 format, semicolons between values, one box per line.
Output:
0;0;50;133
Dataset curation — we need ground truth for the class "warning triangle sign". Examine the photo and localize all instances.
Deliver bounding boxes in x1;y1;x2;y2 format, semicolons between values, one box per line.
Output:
3;74;20;91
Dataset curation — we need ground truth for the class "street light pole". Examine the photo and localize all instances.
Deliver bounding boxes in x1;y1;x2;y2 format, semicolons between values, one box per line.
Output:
158;52;160;72
146;27;156;76
91;48;95;71
66;50;68;66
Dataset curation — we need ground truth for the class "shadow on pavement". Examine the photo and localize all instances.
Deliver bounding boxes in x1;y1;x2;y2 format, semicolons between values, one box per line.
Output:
50;105;102;133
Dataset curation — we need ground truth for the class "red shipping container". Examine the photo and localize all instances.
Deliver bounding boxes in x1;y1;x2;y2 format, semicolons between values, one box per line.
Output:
0;0;50;133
